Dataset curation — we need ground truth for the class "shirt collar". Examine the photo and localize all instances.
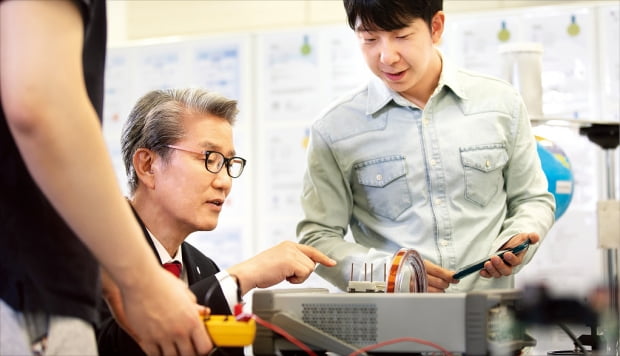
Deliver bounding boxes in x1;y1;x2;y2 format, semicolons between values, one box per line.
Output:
437;51;468;101
148;228;183;265
366;49;468;115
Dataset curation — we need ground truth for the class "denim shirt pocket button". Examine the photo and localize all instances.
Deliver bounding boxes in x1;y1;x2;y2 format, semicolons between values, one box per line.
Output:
355;156;412;220
460;146;508;206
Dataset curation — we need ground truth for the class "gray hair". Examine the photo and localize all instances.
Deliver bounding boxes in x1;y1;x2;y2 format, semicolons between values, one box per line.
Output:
121;88;239;195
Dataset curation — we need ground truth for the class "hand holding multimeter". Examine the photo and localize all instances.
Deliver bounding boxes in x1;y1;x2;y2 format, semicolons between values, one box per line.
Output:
453;239;531;280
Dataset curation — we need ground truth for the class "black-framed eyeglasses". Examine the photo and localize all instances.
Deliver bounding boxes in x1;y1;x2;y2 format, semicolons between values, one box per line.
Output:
166;144;246;178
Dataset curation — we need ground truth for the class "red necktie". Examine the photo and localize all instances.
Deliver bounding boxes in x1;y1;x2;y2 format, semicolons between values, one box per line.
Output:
163;261;182;278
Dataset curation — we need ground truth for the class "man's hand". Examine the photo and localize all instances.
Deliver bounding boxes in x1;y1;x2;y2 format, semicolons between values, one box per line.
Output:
480;232;539;279
423;260;459;293
227;241;337;295
120;268;213;356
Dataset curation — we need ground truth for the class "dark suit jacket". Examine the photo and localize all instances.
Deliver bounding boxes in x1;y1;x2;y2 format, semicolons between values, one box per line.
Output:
96;209;244;356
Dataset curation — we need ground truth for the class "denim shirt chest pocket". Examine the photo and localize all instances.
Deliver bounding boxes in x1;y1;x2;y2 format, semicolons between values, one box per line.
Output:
460;145;509;206
354;155;412;220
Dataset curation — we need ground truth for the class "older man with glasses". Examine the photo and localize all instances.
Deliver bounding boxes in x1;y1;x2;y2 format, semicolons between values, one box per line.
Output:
96;88;336;356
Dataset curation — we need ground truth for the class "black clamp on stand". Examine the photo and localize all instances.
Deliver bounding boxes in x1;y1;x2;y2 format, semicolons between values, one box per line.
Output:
580;123;619;150
579;123;619;356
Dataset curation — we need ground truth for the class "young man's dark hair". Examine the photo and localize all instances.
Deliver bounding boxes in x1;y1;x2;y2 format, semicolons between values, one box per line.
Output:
343;0;443;31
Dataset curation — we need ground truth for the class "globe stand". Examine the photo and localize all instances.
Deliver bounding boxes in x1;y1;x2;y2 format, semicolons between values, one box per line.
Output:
579;123;619;356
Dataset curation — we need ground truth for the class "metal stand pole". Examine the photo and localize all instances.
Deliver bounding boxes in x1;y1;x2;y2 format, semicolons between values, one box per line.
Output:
602;148;619;356
580;123;619;356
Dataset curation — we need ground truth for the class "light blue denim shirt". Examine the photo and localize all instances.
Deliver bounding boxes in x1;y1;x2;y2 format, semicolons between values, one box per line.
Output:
297;56;555;292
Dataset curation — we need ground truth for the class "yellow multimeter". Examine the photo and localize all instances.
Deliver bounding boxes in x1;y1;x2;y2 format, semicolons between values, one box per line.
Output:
204;315;256;347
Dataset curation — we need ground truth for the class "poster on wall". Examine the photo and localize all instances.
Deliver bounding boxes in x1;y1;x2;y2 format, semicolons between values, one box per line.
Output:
598;4;620;122
446;10;523;79
254;25;369;252
317;25;370;104
102;48;136;189
132;42;190;97
187;39;244;103
254;29;321;251
258;30;322;122
521;6;598;120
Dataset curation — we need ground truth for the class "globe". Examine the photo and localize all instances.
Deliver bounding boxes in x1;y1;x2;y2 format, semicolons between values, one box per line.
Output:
535;135;574;220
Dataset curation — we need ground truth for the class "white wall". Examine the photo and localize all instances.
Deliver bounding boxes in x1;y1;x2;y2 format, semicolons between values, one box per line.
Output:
107;0;614;44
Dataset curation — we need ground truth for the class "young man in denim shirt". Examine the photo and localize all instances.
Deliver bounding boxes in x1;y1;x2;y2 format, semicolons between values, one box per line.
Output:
298;0;555;293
